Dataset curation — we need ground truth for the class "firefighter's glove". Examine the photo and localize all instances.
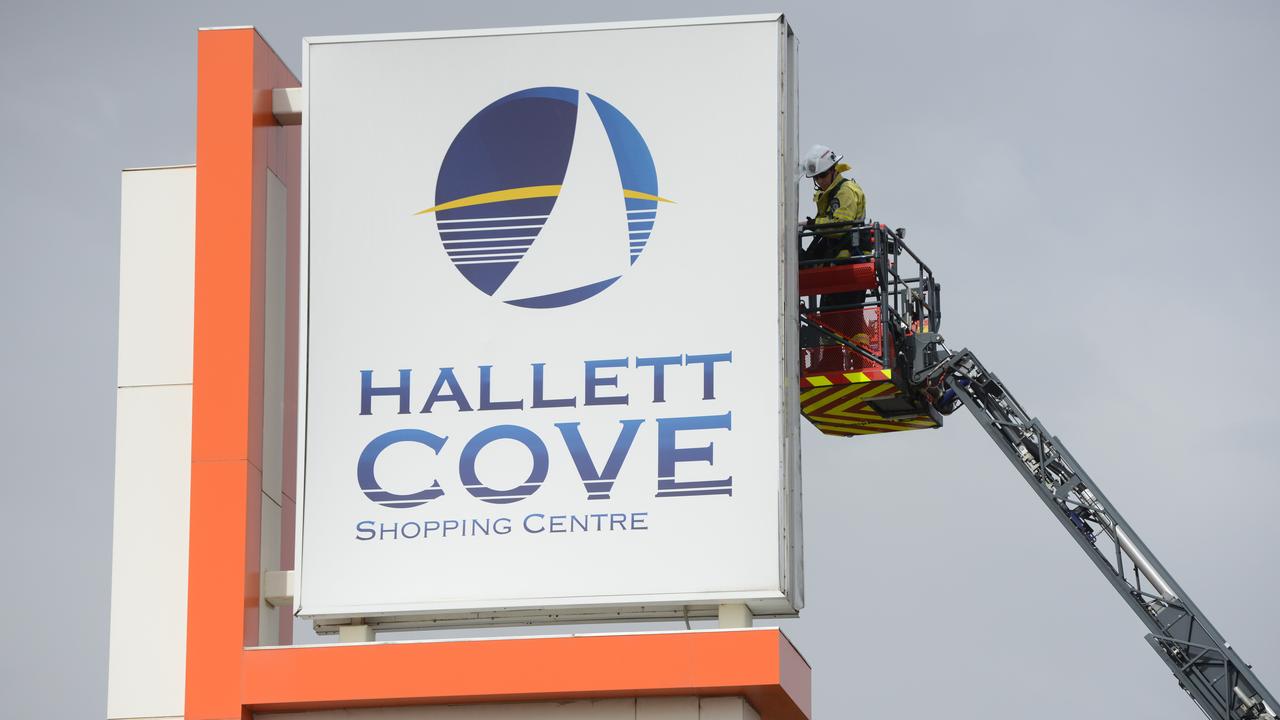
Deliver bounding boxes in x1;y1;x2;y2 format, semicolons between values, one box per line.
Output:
803;216;815;231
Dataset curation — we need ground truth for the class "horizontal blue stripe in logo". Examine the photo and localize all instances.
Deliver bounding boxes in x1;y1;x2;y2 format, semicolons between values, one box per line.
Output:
440;226;543;240
455;253;524;262
450;245;529;257
442;238;535;249
436;215;549;230
628;220;654;231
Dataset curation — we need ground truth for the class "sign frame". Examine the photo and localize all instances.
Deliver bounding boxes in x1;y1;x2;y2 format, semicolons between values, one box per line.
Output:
295;14;801;631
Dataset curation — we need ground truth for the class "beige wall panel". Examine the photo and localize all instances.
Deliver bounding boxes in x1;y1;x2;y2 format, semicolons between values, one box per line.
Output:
699;698;760;720
638;696;699;719
117;166;195;388
107;384;191;719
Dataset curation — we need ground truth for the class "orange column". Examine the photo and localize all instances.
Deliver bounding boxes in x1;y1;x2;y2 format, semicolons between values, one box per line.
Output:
187;27;299;720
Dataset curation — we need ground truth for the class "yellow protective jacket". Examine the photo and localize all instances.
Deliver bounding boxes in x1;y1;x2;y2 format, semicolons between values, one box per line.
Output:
814;166;865;225
813;164;866;256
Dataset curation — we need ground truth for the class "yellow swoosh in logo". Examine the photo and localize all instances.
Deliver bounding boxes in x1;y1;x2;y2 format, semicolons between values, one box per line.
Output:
416;185;674;215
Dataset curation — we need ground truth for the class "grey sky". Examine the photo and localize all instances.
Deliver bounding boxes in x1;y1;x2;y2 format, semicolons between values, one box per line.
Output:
2;1;1278;718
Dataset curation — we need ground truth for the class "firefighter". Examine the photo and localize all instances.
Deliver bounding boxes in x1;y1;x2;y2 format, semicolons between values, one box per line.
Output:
801;144;867;312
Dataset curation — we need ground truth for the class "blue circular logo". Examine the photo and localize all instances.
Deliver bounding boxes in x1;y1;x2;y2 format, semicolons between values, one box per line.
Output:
418;87;669;309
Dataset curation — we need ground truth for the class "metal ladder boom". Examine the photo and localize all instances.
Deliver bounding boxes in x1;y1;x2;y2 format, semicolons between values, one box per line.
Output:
933;347;1277;720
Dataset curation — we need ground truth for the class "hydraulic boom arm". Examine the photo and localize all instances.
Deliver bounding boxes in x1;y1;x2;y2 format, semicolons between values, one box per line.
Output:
928;347;1277;720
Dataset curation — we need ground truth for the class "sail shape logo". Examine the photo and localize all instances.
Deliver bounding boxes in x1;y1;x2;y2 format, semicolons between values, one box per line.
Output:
418;87;671;309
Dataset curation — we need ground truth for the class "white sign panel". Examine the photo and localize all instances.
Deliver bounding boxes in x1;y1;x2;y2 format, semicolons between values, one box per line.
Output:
298;15;801;624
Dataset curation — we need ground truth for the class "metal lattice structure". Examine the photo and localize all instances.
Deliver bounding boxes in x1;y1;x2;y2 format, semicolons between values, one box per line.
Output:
924;347;1278;720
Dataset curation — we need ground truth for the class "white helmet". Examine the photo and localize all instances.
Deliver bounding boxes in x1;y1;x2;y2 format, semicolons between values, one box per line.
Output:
802;144;843;178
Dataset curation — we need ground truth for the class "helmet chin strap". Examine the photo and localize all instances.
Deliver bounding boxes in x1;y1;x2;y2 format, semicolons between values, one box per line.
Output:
813;168;834;191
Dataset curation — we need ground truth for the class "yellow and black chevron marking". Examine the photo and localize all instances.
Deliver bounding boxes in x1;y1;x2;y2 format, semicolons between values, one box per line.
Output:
800;368;891;388
799;371;940;437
